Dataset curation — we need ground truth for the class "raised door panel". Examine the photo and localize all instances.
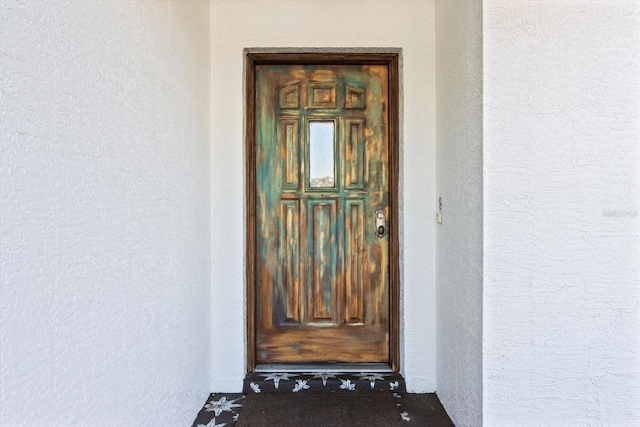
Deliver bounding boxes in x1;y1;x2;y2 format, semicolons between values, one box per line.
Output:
277;199;301;325
308;199;338;324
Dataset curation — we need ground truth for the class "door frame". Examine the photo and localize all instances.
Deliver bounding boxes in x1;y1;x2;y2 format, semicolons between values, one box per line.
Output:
245;51;400;373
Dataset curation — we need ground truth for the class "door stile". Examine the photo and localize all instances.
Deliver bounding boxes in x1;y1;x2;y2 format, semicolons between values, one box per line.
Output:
245;53;257;372
387;55;400;373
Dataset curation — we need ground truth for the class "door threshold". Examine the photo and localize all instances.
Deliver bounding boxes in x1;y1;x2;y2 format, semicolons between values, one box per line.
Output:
243;369;405;393
254;363;393;373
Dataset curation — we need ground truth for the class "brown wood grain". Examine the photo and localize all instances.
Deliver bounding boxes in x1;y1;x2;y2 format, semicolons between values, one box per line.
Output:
257;327;388;363
246;52;400;372
388;55;400;373
245;53;256;372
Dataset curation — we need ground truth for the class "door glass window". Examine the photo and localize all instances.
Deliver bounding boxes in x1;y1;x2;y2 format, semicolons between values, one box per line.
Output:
309;121;335;188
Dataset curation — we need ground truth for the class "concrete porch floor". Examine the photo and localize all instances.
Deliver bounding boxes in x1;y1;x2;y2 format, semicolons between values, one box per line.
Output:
191;392;453;426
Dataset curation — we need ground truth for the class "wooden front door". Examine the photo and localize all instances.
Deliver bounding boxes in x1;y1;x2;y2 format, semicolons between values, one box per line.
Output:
249;55;398;367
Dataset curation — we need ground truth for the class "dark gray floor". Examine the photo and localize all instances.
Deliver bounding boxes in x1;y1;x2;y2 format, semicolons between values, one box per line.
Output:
237;392;403;426
192;392;454;426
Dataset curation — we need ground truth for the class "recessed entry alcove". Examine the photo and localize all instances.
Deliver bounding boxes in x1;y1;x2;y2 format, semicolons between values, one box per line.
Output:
4;1;637;426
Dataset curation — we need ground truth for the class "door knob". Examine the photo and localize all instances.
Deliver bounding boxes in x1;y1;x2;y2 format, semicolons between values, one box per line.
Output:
375;207;386;238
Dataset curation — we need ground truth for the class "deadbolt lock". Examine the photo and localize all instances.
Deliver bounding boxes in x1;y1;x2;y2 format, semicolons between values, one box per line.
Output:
375;207;386;238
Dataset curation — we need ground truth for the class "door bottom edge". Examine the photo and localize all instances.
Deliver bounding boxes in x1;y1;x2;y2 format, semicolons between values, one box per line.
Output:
254;362;392;373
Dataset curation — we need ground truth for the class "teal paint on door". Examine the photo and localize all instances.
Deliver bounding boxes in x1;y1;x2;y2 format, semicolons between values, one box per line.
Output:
255;64;390;363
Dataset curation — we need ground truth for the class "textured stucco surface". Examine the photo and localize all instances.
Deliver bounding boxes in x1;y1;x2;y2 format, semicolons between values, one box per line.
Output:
483;1;640;425
210;0;437;393
0;1;211;425
435;1;483;426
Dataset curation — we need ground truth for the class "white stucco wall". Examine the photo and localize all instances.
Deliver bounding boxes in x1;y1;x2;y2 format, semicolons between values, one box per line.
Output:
210;0;437;392
435;1;483;426
0;1;211;425
483;1;640;425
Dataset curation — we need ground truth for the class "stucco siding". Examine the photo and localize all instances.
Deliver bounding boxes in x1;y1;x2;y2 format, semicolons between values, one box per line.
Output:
435;1;484;425
0;1;211;425
483;1;640;424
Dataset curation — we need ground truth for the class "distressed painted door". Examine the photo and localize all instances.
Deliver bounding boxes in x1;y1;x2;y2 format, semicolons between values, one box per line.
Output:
255;64;389;363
